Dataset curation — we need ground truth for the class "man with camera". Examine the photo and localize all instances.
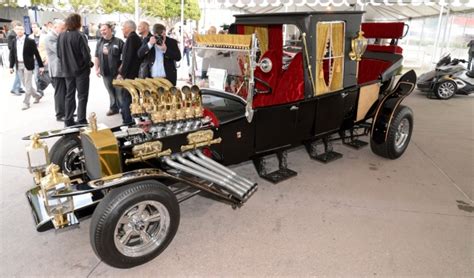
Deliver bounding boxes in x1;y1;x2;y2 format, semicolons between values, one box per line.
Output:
137;23;181;85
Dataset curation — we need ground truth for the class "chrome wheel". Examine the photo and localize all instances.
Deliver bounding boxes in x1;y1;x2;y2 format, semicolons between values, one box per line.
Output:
114;200;170;257
394;118;410;151
63;147;83;173
437;81;456;99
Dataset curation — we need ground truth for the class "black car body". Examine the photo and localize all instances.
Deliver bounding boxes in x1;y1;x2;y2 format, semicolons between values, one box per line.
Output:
23;12;416;268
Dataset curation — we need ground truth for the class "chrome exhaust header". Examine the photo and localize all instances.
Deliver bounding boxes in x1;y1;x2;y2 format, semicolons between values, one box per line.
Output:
162;154;257;201
163;156;245;199
185;152;255;193
194;150;256;189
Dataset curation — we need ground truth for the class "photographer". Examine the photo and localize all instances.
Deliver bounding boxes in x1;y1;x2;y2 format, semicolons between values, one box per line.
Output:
137;23;181;85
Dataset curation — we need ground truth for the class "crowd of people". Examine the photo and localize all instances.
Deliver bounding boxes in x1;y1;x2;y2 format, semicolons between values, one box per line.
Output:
7;14;182;127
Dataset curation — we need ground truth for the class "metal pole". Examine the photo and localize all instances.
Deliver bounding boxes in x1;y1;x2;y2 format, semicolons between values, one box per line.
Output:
134;0;139;24
431;4;444;63
440;5;451;55
180;0;184;52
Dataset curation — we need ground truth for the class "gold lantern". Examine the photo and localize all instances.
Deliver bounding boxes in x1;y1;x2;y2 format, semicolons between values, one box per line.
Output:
40;164;75;229
26;134;50;184
349;31;368;62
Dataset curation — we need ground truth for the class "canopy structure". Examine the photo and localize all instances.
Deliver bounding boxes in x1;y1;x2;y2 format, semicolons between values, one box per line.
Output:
216;0;474;21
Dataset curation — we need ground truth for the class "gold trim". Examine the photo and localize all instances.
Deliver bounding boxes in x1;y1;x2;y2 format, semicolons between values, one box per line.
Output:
194;34;252;49
180;130;222;152
125;149;172;164
301;33;316;95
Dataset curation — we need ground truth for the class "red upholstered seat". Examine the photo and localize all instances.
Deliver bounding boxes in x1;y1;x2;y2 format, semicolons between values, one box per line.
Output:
254;50;282;92
366;45;403;54
358;59;392;85
358;22;405;84
253;53;305;108
361;22;405;39
362;22;405;54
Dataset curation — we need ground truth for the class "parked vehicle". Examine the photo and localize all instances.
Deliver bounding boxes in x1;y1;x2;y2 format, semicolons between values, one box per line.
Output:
22;12;416;268
417;53;474;99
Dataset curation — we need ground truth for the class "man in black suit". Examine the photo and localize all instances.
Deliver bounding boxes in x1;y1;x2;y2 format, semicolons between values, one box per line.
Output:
137;23;181;85
117;20;141;124
9;24;44;110
58;13;92;127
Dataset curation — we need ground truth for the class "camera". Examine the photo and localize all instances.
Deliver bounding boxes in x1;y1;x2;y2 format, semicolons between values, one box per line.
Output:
154;35;164;45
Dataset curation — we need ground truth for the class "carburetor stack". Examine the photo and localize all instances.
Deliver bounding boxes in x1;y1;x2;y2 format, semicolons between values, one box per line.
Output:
113;78;210;143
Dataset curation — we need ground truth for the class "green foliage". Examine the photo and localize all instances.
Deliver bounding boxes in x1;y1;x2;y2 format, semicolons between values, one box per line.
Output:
184;0;200;21
1;0;18;7
100;0;133;14
1;0;201;22
31;0;53;6
70;0;100;13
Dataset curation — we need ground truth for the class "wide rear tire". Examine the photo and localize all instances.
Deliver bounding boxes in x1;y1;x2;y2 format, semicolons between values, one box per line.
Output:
371;105;413;159
90;180;180;268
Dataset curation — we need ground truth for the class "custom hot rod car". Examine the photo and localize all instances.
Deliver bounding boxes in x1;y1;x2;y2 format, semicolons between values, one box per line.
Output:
23;12;416;268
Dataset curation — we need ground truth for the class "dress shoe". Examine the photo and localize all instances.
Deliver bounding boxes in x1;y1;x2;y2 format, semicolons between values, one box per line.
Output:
33;95;42;104
77;120;88;125
56;116;65;122
106;110;119;116
10;90;21;96
19;89;25;94
21;103;30;110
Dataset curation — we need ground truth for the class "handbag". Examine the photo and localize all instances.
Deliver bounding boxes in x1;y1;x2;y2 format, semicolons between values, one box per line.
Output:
38;69;52;91
138;61;152;78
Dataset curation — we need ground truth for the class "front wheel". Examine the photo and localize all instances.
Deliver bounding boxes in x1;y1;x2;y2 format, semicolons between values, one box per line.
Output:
371;105;414;159
49;135;83;175
434;80;457;99
90;180;180;268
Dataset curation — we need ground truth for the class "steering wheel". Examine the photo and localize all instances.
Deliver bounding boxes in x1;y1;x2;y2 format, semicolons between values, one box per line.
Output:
254;77;272;94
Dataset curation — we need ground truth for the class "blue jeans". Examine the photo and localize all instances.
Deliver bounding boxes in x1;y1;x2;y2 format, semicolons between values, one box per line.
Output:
11;71;22;93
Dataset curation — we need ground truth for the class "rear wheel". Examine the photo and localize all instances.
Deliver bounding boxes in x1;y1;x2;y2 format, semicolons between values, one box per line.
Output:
434;80;457;99
49;135;83;175
371;105;413;159
90;180;180;268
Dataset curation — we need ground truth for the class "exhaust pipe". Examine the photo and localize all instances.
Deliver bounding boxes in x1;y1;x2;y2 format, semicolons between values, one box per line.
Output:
163;157;246;199
194;150;256;189
174;155;248;196
186;152;256;192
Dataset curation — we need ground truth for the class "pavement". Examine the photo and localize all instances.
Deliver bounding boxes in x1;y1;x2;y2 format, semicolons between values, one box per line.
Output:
0;67;473;277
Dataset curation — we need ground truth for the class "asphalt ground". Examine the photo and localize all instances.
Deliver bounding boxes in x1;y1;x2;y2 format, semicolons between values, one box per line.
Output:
0;66;472;277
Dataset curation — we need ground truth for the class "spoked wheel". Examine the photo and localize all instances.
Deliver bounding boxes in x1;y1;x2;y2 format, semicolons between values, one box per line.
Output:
49;135;84;175
434;80;457;99
90;180;180;268
394;118;410;153
371;105;414;159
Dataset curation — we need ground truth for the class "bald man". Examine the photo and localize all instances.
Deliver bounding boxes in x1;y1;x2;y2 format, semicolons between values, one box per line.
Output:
137;21;151;41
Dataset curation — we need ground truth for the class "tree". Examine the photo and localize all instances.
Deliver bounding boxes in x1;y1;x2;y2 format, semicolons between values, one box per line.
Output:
1;0;18;7
31;0;53;6
184;0;201;21
69;0;100;13
99;0;133;14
